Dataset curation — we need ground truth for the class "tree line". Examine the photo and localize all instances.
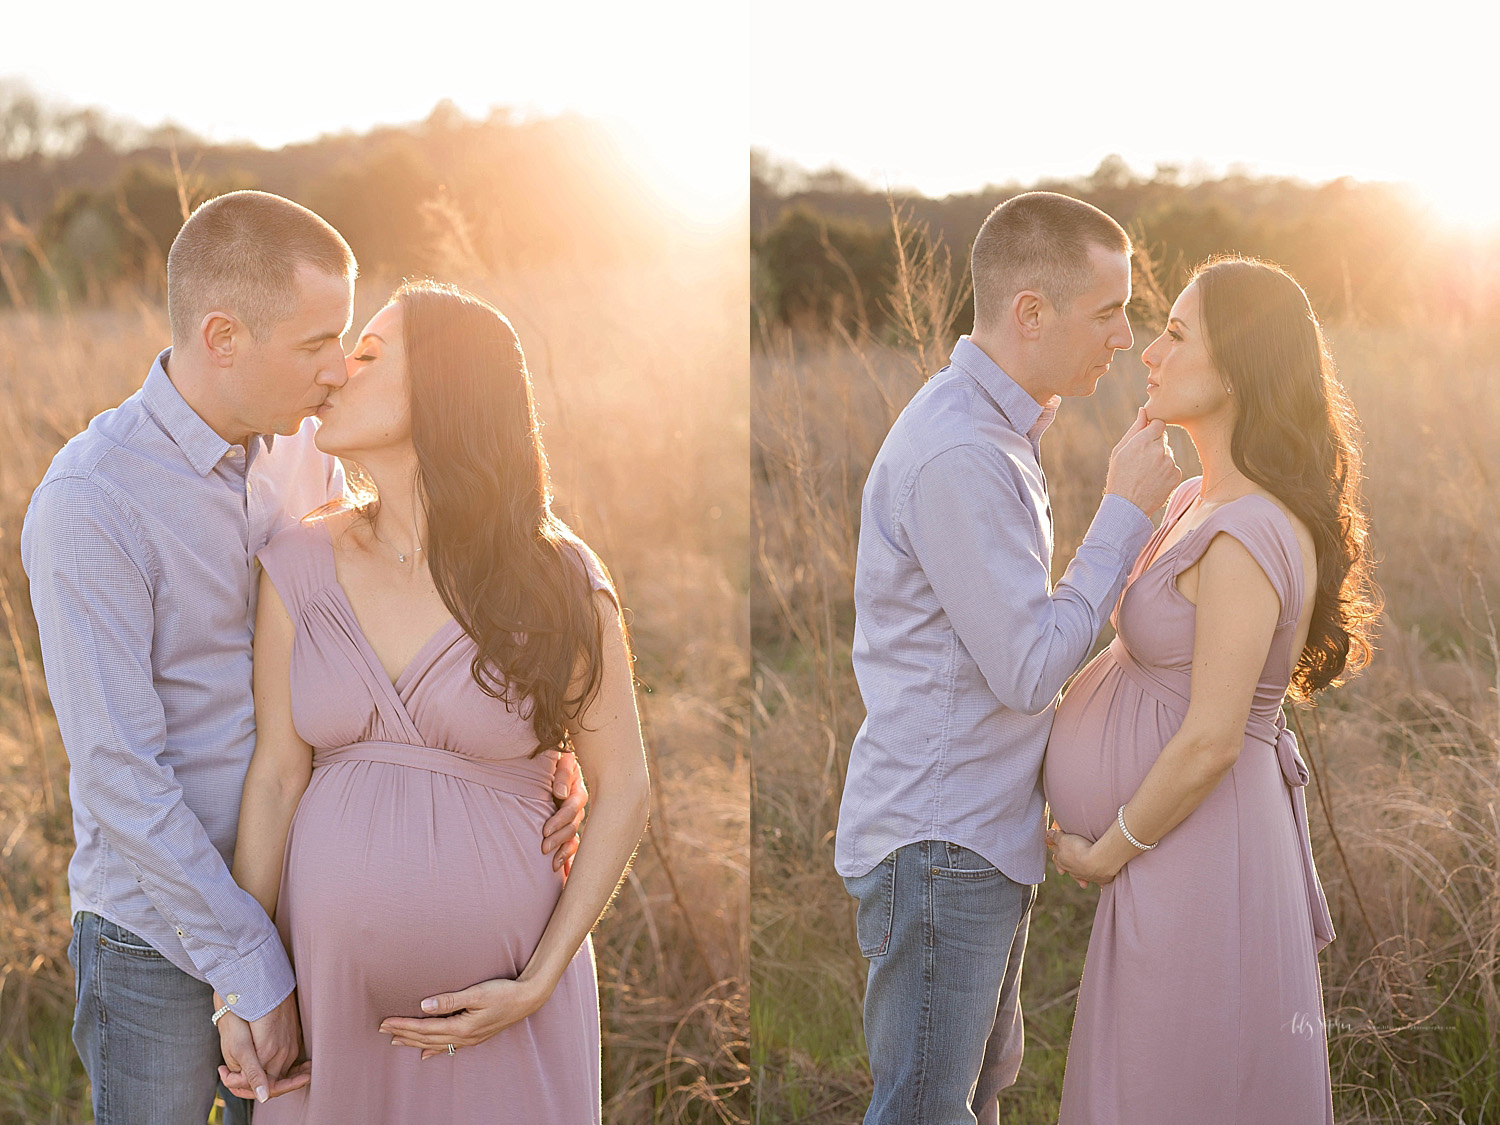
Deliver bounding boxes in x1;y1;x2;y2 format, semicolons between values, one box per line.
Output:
752;150;1500;337
0;83;670;310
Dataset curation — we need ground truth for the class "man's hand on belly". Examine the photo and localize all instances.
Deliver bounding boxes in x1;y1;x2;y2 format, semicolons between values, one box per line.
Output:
542;747;588;875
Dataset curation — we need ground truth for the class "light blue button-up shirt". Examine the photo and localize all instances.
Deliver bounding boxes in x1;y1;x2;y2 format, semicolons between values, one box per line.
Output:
22;349;343;1021
835;337;1154;885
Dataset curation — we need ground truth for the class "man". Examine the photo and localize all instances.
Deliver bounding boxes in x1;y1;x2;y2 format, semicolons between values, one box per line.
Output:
21;191;586;1124
835;192;1181;1125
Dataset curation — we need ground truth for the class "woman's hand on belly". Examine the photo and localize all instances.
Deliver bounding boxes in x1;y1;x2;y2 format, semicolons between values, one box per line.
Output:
378;975;551;1059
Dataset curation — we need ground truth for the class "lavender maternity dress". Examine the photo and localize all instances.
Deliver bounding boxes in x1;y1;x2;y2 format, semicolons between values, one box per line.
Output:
1043;479;1336;1124
253;517;606;1125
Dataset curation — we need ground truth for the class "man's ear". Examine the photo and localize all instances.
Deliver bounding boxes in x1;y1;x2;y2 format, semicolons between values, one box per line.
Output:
201;312;240;368
1012;290;1048;340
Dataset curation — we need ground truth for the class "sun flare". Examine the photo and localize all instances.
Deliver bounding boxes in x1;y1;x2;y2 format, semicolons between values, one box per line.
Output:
1411;177;1500;235
611;119;747;231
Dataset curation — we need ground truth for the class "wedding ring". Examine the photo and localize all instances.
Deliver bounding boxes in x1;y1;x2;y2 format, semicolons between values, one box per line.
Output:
447;1043;456;1056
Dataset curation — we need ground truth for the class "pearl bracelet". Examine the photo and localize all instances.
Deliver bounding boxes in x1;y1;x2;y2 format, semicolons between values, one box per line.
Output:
211;1004;233;1026
1117;805;1156;852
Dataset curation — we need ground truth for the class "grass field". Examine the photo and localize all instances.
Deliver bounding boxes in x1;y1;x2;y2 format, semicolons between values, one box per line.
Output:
0;238;750;1123
750;218;1500;1123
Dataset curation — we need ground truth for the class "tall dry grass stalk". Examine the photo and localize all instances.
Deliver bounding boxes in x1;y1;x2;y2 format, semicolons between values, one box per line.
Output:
0;207;749;1122
752;205;1500;1123
751;201;971;1120
1309;583;1500;1123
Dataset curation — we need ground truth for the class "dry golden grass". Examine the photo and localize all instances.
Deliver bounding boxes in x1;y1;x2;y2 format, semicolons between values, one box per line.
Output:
0;237;749;1123
751;210;1500;1123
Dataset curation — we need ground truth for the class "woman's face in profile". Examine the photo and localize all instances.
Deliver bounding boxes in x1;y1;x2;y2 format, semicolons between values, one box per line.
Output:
1140;281;1232;426
314;301;411;460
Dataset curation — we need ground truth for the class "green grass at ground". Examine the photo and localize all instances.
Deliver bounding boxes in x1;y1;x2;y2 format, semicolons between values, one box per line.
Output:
0;1001;88;1125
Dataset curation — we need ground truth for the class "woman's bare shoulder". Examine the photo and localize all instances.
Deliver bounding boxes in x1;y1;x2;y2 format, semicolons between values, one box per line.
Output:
308;503;364;551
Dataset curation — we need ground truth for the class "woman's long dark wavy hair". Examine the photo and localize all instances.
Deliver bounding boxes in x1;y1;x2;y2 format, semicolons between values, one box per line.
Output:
394;279;610;753
1193;256;1381;700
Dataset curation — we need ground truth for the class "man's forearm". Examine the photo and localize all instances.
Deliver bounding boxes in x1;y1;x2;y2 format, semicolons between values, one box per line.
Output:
26;486;292;1018
79;765;295;1019
905;445;1156;717
953;494;1153;715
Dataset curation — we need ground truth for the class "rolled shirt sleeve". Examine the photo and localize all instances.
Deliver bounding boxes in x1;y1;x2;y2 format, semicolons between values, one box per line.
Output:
903;443;1153;716
24;476;293;1020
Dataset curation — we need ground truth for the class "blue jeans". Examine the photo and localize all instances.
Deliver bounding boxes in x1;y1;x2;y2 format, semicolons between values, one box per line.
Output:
844;841;1037;1125
69;912;252;1125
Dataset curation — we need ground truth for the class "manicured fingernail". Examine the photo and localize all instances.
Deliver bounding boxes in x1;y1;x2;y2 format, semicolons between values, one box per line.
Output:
256;1087;268;1103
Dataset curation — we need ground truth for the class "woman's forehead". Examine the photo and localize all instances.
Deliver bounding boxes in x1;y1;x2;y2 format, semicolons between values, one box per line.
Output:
359;301;404;341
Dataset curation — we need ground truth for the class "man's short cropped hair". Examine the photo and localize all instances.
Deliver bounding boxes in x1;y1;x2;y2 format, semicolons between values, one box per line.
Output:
970;192;1130;328
167;190;357;345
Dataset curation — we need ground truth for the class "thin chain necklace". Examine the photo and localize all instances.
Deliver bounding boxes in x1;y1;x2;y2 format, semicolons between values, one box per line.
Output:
1199;465;1247;504
370;511;424;565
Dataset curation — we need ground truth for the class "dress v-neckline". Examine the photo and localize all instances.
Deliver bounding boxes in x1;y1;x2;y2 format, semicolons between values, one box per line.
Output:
1132;488;1203;583
1133;483;1252;585
319;520;461;693
1130;483;1305;605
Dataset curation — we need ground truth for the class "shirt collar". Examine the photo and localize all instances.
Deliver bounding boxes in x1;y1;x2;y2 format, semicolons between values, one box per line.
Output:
949;336;1061;445
141;348;275;476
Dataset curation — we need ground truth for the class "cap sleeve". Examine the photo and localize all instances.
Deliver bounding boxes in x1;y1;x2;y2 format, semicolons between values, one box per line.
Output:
558;532;618;608
257;518;335;623
1170;495;1306;627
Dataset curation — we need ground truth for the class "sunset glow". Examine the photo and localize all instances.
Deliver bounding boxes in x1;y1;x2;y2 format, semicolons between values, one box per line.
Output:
0;0;745;226
750;0;1500;226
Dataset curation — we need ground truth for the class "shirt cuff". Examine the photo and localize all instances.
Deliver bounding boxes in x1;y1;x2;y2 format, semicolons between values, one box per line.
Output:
1092;493;1156;559
203;928;295;1022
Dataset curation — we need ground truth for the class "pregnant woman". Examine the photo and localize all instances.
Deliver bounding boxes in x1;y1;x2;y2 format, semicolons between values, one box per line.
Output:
220;280;649;1123
1042;257;1378;1123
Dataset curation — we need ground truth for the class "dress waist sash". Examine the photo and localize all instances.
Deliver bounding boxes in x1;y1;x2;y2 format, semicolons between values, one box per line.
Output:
312;740;554;803
1107;637;1336;950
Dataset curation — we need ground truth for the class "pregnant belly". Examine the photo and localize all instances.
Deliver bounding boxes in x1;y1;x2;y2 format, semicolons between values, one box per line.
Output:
1043;653;1178;842
279;758;563;1019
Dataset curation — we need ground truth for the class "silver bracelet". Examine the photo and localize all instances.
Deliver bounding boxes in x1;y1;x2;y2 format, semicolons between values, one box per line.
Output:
1117;805;1156;852
210;1003;233;1026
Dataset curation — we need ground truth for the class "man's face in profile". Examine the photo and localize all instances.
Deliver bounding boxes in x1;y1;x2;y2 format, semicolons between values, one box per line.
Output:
233;264;354;436
1045;245;1134;398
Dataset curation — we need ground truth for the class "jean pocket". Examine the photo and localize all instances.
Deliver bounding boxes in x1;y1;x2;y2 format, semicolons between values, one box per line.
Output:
930;841;1002;881
96;918;165;961
845;853;896;958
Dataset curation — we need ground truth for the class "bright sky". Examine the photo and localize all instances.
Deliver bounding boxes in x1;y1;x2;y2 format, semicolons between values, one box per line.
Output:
0;0;746;226
750;0;1500;231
